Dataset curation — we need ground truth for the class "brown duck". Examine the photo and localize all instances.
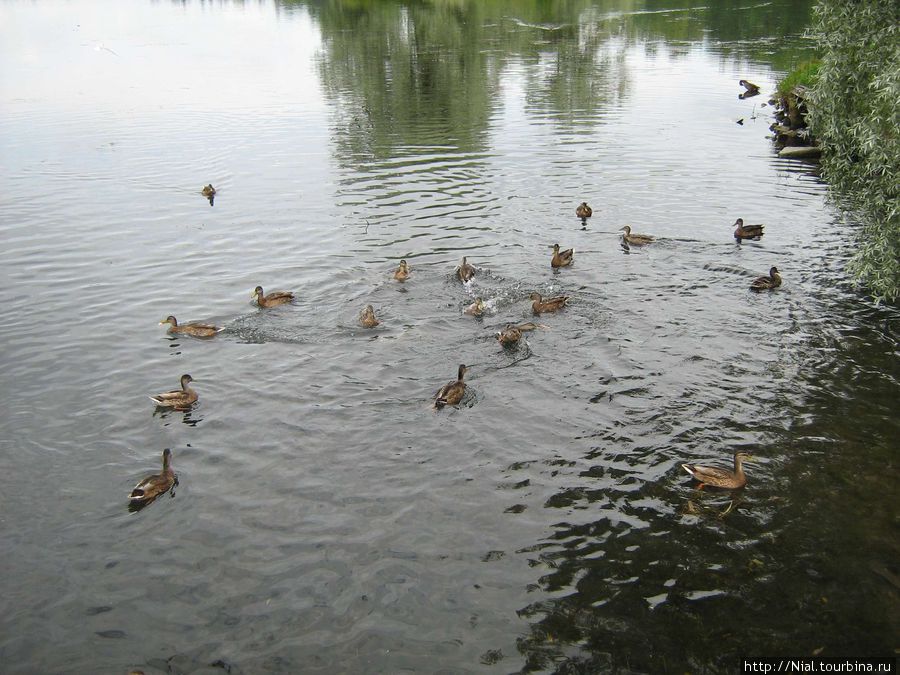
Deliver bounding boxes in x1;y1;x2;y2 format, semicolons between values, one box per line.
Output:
464;298;486;316
530;292;569;314
496;322;541;346
682;452;751;489
434;364;468;408
129;448;177;505
551;243;574;268
252;285;294;307
576;202;592;219
394;260;410;281
159;315;222;338
359;304;380;328
456;257;476;282
739;79;760;94
620;225;654;246
201;184;216;197
149;374;198;410
733;218;765;242
750;266;782;291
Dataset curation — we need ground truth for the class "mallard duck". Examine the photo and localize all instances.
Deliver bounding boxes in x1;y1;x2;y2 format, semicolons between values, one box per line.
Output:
576;202;592;219
682;452;751;489
750;266;782;291
530;292;569;314
359;304;379;328
159;315;222;338
149;374;198;410
434;364;468;408
464;298;486;316
620;225;654;246
551;243;574;268
129;448;177;505
394;259;410;281
496;322;541;346
733;218;765;242
456;257;476;282
252;286;294;307
739;79;760;94
201;184;216;197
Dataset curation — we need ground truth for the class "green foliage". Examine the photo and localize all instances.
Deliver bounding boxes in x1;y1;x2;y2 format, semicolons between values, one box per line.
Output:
808;0;900;303
776;60;820;98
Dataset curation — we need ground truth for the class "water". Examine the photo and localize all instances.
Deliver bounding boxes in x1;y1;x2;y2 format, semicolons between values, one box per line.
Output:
1;1;897;672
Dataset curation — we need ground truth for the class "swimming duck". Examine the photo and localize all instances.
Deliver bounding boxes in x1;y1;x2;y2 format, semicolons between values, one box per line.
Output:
456;257;476;282
149;374;198;410
359;304;380;328
434;364;468;408
530;292;569;314
252;286;294;307
576;202;593;219
394;260;410;282
682;452;751;489
733;218;765;242
496;322;541;346
159;315;222;338
750;266;782;291
201;184;216;197
129;448;177;505
551;243;574;268
739;79;760;94
464;298;486;316
620;225;654;246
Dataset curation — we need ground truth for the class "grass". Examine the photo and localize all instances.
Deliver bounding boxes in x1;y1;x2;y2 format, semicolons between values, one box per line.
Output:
776;60;821;98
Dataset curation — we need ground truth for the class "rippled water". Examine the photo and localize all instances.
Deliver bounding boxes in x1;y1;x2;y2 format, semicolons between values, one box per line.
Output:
1;1;897;673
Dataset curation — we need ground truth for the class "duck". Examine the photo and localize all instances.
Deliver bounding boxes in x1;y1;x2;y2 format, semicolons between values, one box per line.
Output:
149;374;198;410
530;292;569;314
496;322;541;346
434;364;468;408
682;452;751;489
739;79;760;94
733;218;765;242
359;304;380;328
201;184;216;197
551;243;574;268
456;257;476;282
576;202;592;219
394;259;410;281
129;448;177;505
750;266;782;291
252;285;294;307
620;225;654;246
464;298;486;316
159;315;222;338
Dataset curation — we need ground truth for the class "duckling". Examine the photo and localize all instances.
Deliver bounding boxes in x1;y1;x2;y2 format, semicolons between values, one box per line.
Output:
530;292;569;314
464;298;486;316
733;218;765;242
750;266;782;291
434;364;468;408
496;322;541;346
359;304;380;328
739;79;760;95
456;257;476;282
551;243;574;268
576;202;593;219
159;315;222;338
620;225;654;246
682;452;751;489
394;259;410;282
252;286;294;307
201;184;216;197
149;374;198;410
129;448;177;505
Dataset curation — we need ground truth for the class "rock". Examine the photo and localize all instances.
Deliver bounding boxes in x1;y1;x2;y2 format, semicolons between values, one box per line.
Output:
778;145;823;159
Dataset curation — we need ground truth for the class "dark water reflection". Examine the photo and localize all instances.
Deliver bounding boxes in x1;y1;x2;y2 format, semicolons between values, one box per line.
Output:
1;0;896;673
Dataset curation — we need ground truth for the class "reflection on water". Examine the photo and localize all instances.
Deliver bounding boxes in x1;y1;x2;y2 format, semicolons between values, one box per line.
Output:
1;0;897;673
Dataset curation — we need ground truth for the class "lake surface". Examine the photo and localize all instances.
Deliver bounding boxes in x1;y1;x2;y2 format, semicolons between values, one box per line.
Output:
1;1;897;673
